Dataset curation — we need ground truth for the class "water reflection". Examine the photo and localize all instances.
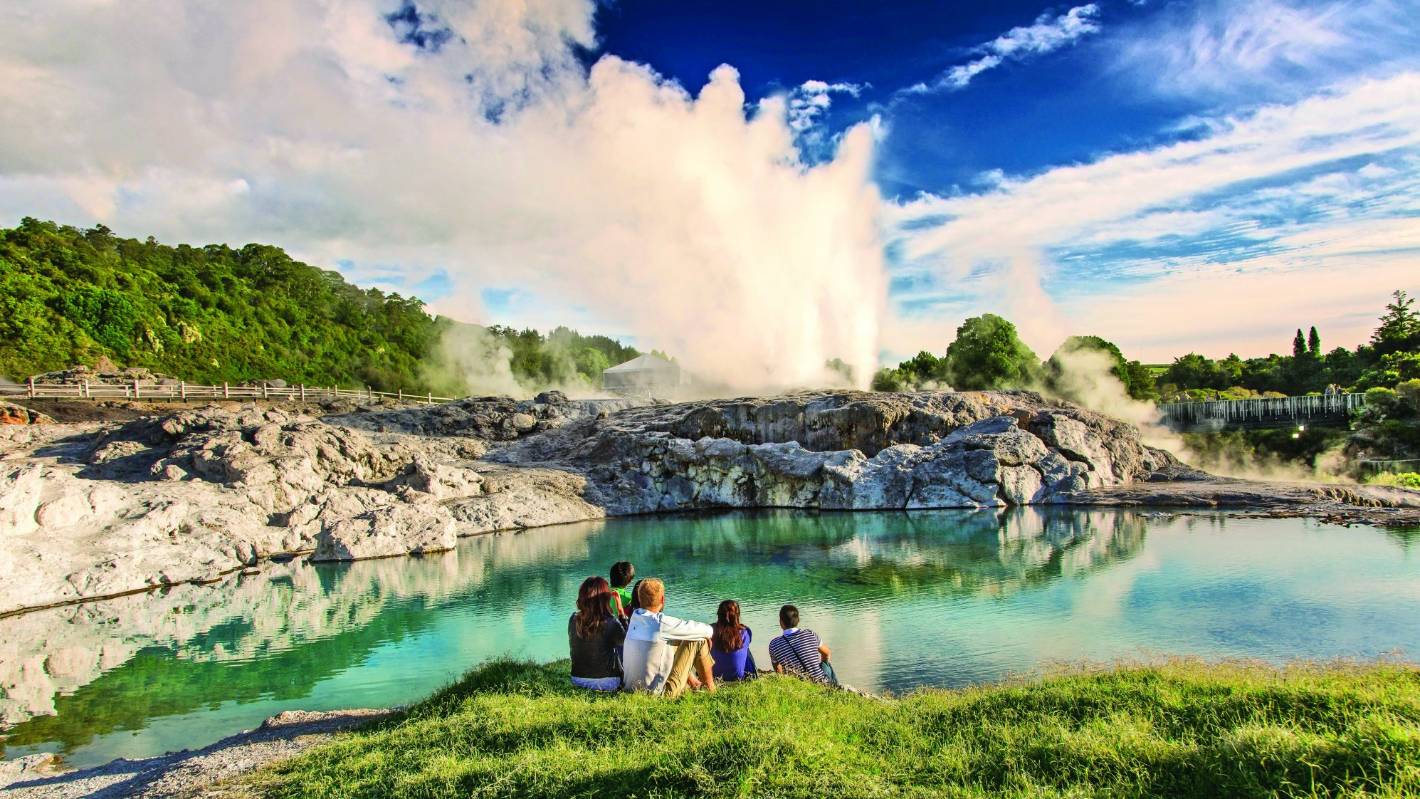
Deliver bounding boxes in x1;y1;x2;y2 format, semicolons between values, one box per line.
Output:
2;508;1416;768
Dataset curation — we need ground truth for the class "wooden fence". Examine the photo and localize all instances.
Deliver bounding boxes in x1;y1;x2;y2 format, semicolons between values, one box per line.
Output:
0;379;457;404
1157;393;1367;431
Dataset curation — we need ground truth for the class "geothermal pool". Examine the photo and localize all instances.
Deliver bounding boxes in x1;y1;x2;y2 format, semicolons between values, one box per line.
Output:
2;508;1418;768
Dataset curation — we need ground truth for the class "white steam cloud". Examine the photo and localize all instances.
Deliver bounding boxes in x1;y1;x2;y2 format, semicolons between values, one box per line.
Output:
0;0;887;392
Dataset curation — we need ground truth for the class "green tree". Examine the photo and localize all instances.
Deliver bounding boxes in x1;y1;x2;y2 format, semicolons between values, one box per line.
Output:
1372;290;1420;355
1292;329;1307;359
943;314;1041;390
1045;335;1156;401
1308;326;1321;356
1162;353;1226;393
870;367;905;392
900;351;947;385
0;219;638;395
824;358;855;384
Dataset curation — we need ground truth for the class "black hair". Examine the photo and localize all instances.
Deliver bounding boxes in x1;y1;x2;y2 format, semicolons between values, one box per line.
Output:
779;604;799;628
610;561;635;588
627;579;646;613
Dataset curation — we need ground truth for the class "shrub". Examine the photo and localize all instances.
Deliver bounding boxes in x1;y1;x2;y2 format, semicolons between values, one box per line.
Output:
1367;471;1420;489
1397;379;1420;415
1364;386;1401;417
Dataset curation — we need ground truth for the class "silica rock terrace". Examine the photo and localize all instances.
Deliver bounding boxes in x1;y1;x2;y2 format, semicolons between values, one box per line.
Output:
4;390;1418;617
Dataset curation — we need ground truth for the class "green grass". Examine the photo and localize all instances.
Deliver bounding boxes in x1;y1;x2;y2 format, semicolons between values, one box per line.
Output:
251;659;1420;798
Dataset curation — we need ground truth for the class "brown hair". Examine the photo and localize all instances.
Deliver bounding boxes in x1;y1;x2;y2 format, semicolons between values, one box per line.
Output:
712;599;745;652
610;561;635;588
636;577;665;609
779;604;800;629
574;576;613;639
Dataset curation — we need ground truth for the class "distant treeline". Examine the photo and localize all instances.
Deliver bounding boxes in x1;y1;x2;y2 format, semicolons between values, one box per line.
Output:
0;219;637;392
873;290;1420;402
5;218;1416;404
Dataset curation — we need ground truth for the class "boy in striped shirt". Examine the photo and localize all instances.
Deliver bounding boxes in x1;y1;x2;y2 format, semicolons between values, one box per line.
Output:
768;604;834;684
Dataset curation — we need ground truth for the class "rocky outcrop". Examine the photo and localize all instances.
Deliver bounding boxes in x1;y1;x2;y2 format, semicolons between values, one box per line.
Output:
0;398;600;615
3;388;1412;617
0;401;53;425
503;390;1181;515
27;362;180;387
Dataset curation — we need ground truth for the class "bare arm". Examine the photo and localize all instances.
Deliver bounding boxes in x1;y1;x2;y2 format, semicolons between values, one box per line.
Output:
819;644;831;662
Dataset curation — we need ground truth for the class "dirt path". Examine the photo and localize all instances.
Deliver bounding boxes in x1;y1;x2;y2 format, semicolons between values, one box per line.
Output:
0;709;393;799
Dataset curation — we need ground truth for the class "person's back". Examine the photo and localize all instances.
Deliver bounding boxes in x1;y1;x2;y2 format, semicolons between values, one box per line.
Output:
621;578;716;697
568;576;627;691
768;604;830;684
709;599;755;682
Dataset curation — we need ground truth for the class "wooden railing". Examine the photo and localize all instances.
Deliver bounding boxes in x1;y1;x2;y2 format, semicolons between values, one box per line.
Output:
1;379;458;404
1157;393;1367;431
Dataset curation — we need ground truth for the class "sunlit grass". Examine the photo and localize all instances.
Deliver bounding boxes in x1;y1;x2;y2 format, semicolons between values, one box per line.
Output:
252;658;1420;798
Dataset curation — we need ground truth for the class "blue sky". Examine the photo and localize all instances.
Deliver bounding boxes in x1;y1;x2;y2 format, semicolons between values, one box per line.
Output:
591;0;1184;194
2;0;1418;382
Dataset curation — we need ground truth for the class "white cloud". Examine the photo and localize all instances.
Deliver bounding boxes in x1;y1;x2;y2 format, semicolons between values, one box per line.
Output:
1116;0;1419;98
0;0;888;391
786;79;864;132
918;4;1101;92
889;73;1420;360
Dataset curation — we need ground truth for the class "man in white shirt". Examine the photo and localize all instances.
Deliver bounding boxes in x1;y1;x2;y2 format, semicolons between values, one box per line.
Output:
621;578;716;697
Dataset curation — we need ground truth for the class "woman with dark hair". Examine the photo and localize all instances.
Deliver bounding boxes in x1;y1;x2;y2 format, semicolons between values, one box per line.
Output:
709;599;756;682
568;575;626;691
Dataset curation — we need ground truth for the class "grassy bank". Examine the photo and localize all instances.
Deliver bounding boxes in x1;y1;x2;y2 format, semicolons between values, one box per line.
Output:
251;659;1420;798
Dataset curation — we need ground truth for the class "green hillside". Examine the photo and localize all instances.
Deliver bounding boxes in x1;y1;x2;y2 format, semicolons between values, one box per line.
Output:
252;658;1420;799
0;218;636;393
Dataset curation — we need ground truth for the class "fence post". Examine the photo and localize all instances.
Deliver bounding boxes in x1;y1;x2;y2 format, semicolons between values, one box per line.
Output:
398;388;403;401
133;380;141;400
82;380;89;399
223;382;229;399
427;391;433;404
300;384;306;402
262;383;269;400
180;381;186;401
27;377;35;398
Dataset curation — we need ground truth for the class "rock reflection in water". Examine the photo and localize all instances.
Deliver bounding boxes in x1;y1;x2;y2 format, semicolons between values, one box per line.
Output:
0;508;1137;754
0;518;609;738
7;508;1414;770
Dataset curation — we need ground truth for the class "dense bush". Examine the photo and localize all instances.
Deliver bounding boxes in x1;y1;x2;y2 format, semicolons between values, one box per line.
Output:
942;314;1041;390
0;219;638;394
1367;472;1420;489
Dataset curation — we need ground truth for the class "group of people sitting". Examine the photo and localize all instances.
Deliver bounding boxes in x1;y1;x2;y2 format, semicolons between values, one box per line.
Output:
568;561;836;698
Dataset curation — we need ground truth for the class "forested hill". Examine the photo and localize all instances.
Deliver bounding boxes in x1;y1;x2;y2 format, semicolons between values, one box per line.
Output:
0;218;637;393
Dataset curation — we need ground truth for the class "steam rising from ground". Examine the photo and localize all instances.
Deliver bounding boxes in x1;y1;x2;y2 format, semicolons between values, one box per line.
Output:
0;0;887;394
1043;347;1347;481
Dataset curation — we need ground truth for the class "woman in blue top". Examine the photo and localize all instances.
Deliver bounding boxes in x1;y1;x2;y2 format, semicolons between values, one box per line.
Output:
709;599;756;681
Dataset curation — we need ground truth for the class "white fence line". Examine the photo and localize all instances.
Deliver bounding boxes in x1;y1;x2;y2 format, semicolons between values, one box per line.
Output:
1;379;457;404
1158;393;1367;429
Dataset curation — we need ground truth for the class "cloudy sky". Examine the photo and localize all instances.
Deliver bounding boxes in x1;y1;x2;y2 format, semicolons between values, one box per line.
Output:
2;0;1417;383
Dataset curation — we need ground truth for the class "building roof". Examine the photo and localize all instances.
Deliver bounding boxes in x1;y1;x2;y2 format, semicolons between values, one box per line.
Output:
603;353;679;374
